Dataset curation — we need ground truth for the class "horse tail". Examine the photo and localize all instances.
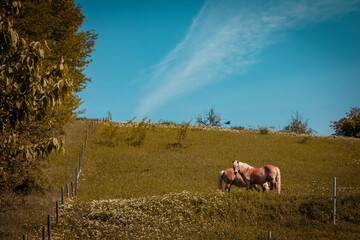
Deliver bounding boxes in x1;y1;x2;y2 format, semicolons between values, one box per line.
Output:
217;171;225;191
276;167;281;194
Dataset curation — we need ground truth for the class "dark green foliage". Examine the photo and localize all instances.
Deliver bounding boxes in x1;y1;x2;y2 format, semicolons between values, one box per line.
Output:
283;111;315;134
330;107;360;138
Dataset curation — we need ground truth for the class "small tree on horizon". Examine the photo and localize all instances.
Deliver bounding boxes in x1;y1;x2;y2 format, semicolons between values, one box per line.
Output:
196;106;222;127
283;111;315;134
330;107;360;138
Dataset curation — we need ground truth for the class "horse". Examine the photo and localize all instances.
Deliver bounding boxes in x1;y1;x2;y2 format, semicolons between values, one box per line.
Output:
233;160;281;194
218;162;269;192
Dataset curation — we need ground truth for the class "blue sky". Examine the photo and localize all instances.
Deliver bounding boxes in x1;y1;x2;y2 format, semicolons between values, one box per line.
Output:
76;0;360;135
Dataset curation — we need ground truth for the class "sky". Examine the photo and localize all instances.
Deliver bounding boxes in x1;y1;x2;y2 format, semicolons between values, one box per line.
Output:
75;0;360;135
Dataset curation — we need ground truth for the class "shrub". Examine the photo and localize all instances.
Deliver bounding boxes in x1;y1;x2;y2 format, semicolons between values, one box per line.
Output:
330;107;360;138
100;122;120;147
259;126;270;135
168;120;191;148
283;111;315;134
128;117;152;147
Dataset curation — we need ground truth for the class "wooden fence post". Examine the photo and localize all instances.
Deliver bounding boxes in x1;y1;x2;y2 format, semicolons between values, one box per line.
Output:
84;130;88;149
61;186;64;205
71;181;74;197
66;183;69;198
47;214;51;240
80;145;83;161
333;177;336;224
79;148;82;172
75;167;78;197
42;226;45;240
56;201;59;224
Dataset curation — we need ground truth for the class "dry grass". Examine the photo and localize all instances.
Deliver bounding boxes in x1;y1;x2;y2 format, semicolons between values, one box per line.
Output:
0;120;89;239
1;120;360;239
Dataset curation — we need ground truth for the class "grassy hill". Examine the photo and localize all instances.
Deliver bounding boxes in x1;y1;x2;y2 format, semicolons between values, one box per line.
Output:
1;120;360;239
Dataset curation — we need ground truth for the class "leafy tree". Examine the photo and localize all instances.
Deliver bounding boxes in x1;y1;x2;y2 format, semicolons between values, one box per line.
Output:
330;107;360;138
196;107;222;127
0;1;74;211
2;0;98;124
283;111;315;134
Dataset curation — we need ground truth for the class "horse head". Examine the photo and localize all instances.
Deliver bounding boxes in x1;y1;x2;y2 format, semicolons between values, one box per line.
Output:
232;160;240;175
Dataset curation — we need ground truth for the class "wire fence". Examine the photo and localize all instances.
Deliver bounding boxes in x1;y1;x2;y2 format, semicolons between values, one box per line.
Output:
21;118;106;240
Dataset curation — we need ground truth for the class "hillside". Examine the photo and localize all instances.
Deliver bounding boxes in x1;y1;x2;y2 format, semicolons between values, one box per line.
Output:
1;120;360;239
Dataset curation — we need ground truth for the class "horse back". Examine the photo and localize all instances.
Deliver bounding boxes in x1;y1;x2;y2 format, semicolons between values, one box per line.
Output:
263;165;278;177
223;168;235;184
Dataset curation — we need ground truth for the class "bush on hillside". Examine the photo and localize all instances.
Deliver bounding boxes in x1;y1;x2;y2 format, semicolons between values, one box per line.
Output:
330;107;360;138
283;111;315;134
168;120;191;148
100;122;121;147
259;126;270;135
127;117;153;147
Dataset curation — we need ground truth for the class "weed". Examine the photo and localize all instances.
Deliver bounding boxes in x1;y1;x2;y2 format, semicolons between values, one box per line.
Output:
168;120;191;148
127;117;153;147
99;122;121;147
259;126;270;135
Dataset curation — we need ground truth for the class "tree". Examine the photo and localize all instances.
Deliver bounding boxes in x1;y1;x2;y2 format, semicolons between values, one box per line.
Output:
2;0;98;124
330;107;360;138
283;111;315;134
0;1;74;211
196;107;222;127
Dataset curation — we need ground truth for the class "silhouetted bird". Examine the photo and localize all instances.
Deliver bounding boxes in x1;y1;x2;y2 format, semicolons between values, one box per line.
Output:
224;121;231;125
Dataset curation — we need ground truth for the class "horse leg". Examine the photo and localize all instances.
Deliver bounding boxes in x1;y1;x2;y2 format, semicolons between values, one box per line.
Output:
270;178;277;192
245;179;251;190
225;183;231;192
269;179;274;191
252;184;260;192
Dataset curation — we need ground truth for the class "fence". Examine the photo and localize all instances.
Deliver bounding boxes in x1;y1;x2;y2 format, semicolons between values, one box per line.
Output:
21;118;104;240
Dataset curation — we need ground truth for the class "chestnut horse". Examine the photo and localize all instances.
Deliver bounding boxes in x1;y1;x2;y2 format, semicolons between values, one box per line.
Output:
218;162;269;192
233;160;281;194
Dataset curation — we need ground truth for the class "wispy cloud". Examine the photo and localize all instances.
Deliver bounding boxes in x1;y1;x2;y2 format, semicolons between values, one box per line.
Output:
136;0;359;116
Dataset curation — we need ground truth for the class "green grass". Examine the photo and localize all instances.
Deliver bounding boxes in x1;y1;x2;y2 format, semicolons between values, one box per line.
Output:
1;120;360;239
78;123;360;200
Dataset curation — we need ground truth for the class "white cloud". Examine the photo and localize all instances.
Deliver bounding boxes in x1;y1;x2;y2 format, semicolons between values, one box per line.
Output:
135;0;359;116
